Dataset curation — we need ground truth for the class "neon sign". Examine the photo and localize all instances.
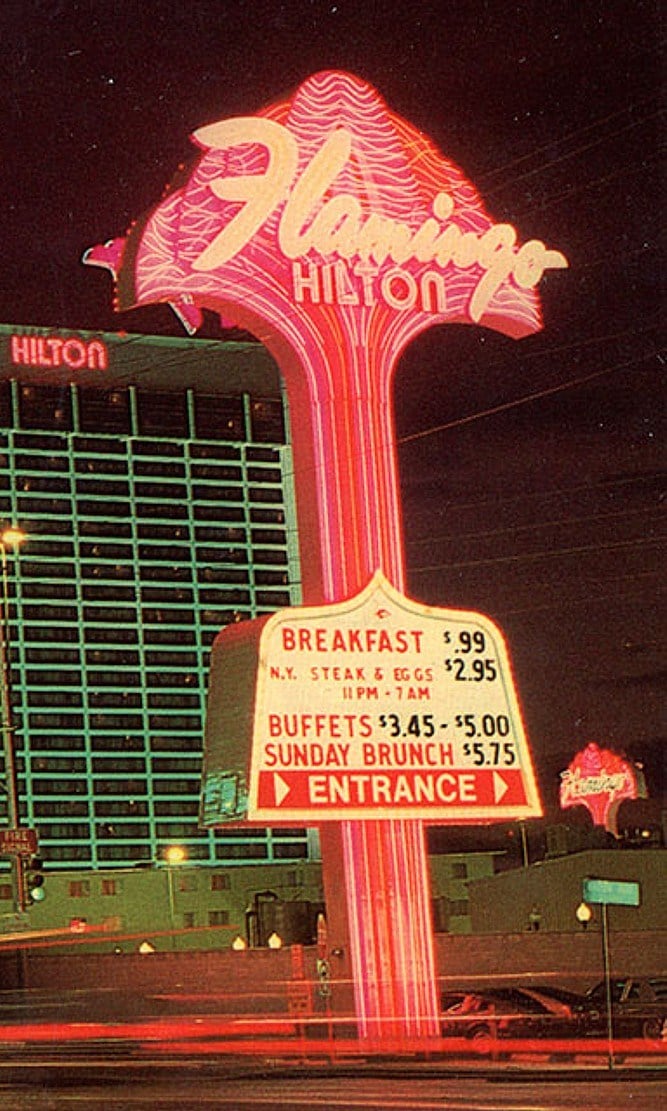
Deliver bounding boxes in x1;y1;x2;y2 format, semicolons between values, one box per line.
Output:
560;742;647;834
10;334;108;371
87;69;562;1046
187;118;564;322
85;70;566;342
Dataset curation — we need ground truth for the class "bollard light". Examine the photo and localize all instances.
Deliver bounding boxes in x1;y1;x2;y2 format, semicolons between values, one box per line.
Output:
576;901;593;929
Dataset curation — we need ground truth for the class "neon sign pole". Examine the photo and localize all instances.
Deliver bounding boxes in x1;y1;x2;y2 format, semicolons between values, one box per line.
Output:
86;70;566;1044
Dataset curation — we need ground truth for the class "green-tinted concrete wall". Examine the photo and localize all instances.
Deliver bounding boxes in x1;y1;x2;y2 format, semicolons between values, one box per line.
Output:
467;849;666;934
1;852;501;951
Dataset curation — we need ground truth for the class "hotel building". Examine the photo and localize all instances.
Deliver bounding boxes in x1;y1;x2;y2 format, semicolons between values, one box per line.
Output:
0;323;312;873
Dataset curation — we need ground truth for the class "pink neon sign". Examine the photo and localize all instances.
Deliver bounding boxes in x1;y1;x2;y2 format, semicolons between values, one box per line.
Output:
10;333;108;371
86;70;560;1046
560;742;646;835
86;70;566;343
85;70;567;607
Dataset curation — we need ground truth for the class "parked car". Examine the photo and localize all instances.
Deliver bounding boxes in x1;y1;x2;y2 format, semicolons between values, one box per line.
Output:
576;978;667;1040
441;986;583;1042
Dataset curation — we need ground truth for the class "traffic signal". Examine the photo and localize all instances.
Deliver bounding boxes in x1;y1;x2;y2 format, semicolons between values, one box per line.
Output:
24;856;46;903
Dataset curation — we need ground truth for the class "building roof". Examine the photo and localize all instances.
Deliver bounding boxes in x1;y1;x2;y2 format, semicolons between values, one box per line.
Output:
0;323;282;396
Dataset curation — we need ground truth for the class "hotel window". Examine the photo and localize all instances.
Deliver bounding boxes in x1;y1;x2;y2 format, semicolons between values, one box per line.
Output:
211;873;230;891
78;388;131;434
250;399;285;443
136;391;189;438
69;880;91;898
19;385;73;431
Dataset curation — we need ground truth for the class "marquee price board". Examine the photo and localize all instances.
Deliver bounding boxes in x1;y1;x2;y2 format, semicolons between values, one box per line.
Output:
201;573;541;823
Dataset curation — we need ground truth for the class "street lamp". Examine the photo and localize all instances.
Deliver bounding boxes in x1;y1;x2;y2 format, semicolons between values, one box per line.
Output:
164;844;187;866
576;901;593;930
0;527;27;913
164;844;187;950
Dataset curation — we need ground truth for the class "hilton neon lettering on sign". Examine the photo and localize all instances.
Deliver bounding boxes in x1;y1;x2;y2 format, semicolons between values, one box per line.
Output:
84;69;568;604
188;119;565;322
10;334;108;371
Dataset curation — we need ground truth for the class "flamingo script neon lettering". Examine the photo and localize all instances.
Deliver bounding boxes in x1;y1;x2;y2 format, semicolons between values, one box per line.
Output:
192;117;568;321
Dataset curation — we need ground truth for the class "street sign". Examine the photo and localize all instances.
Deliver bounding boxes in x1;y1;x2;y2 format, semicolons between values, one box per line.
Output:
582;878;641;907
0;828;38;856
202;572;541;824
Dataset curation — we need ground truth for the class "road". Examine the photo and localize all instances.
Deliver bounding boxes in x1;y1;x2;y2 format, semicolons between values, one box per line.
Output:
1;1061;665;1111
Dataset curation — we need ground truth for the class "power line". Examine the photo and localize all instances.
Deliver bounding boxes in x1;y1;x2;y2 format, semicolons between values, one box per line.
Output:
483;104;664;197
403;321;661;378
426;565;662;602
398;349;662;445
408;570;663;619
494;580;666;619
395;323;661;404
412;533;665;575
490;566;662;601
479;94;662;186
401;471;663;521
518;146;665;217
407;504;663;549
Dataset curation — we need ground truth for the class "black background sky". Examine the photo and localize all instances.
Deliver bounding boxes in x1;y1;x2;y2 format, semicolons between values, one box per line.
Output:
1;1;664;838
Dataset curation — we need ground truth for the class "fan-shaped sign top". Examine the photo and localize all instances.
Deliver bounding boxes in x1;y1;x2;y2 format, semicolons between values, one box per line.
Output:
84;70;567;349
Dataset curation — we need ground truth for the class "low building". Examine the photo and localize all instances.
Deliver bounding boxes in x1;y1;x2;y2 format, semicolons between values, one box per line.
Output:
429;851;502;934
0;852;499;952
467;848;666;934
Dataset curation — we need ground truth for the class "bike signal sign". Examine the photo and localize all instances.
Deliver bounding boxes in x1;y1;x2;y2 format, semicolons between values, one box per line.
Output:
201;573;541;824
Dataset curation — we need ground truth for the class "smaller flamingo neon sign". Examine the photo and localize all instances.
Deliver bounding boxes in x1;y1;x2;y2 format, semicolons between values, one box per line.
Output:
560;742;646;834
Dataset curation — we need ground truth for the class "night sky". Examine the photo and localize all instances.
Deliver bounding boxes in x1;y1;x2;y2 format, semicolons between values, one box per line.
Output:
1;1;664;834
